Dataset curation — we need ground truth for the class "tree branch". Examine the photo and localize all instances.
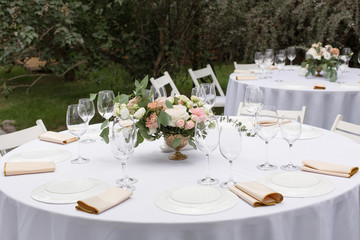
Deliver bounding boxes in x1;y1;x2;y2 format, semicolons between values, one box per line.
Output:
59;60;87;77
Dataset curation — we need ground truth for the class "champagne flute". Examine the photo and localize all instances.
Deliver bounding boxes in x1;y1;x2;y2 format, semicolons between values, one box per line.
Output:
200;83;216;110
66;104;89;164
219;119;242;188
97;90;115;123
79;98;95;143
111;116;138;191
195;116;219;185
287;46;296;70
280;114;302;171
255;105;279;170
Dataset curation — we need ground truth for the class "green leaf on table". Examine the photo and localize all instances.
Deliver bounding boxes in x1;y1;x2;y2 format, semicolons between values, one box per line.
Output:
158;111;171;127
100;127;110;143
165;100;173;108
89;93;97;101
135;132;144;147
172;137;181;148
188;138;197;150
101;120;109;129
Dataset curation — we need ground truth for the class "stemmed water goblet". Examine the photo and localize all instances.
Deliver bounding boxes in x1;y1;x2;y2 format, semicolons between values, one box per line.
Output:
255;53;265;79
264;50;274;79
280;114;302;171
200;83;216;110
195;116;219;185
219;119;242;188
274;54;285;82
287;47;296;70
66;104;90;164
255;105;279;170
342;47;352;72
243;85;263;133
111;116;138;191
97;90;115;125
78;98;95;143
338;55;348;84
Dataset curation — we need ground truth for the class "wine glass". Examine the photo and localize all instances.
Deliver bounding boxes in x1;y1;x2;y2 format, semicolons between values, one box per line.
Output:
287;47;296;70
278;50;287;61
111;116;138;191
200;83;216;109
274;54;285;82
280;114;302;171
338;55;348;84
66;104;89;164
219;119;242;188
243;85;263;134
97;90;115;123
255;105;279;170
342;47;352;72
195;116;219;185
78;98;95;143
264;51;274;79
255;53;265;79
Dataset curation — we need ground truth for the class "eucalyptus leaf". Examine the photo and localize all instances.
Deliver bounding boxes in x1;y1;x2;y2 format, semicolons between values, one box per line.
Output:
188;138;197;150
165;100;173;108
100;127;110;143
89;93;97;101
172;137;181;148
158;111;171;127
101;120;109;129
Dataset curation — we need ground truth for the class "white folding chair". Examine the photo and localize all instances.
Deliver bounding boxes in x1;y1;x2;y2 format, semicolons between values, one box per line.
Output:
0;119;47;156
233;62;258;71
150;71;180;97
188;64;225;107
237;102;307;123
330;115;360;144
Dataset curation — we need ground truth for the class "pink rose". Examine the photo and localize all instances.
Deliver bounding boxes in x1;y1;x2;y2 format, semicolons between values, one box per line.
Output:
177;100;184;105
145;112;158;129
189;108;207;122
127;97;140;108
185;120;195;130
331;48;340;56
147;101;158;110
156;97;167;109
176;119;185;128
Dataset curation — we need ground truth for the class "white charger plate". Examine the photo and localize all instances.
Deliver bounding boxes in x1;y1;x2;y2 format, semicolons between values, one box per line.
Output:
31;177;110;204
258;172;335;198
155;185;238;215
276;125;324;140
7;148;72;163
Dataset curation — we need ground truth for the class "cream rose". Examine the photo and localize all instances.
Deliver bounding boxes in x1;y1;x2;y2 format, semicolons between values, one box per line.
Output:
134;107;146;119
165;105;190;127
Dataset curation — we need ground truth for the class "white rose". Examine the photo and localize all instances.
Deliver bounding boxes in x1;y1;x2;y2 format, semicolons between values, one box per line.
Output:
166;96;174;104
120;107;130;120
323;51;331;60
186;101;194;109
197;101;204;107
134;107;146;119
191;95;200;102
113;103;121;116
179;95;190;103
165;105;190;127
306;48;317;59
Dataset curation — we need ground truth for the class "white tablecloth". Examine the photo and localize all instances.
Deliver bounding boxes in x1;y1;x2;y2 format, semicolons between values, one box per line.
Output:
1;127;360;240
224;67;360;129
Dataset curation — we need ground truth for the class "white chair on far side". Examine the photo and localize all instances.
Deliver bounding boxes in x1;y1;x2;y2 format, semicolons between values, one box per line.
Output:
237;102;307;123
150;71;180;97
233;62;257;71
0;119;47;156
331;114;360;144
188;64;226;107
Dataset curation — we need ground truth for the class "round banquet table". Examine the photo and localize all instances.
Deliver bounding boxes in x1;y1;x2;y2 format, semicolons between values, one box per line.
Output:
224;67;360;129
1;126;360;240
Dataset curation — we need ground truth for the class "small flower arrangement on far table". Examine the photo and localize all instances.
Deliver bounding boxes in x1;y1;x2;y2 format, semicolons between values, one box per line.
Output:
301;42;340;82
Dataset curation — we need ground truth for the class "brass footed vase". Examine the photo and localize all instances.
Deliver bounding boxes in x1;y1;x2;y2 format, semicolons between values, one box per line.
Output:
164;134;189;160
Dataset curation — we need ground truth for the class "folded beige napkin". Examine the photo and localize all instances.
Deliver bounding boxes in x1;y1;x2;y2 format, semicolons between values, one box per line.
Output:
269;65;277;70
301;160;358;178
76;187;132;214
236;75;258;81
313;83;326;90
234;69;256;74
228;181;283;207
258;120;278;126
4;162;55;176
39;131;78;144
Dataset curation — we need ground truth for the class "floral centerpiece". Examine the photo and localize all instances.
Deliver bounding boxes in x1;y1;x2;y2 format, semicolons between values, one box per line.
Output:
301;42;340;82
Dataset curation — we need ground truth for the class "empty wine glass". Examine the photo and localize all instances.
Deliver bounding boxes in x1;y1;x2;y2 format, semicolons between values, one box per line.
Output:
264;51;274;79
338;55;348;84
97;90;115;123
219;119;242;188
274;54;285;82
79;98;95;143
244;86;263;134
278;50;287;61
342;47;352;72
280;114;302;171
255;105;279;170
111;116;138;191
66;104;89;164
200;83;216;109
195;116;219;185
287;47;296;70
255;53;265;79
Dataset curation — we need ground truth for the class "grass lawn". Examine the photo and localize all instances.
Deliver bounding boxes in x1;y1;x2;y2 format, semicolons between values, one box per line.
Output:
0;63;234;131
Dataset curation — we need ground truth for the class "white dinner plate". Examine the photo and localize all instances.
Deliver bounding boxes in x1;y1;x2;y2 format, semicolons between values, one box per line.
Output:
31;177;110;204
7;148;72;163
276;125;324;140
258;172;335;197
155;185;239;215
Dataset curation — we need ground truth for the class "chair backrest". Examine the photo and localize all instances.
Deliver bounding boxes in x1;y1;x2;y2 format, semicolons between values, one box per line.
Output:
188;64;225;97
233;62;258;71
150;71;180;97
237;102;306;123
330;114;360;144
0;119;47;156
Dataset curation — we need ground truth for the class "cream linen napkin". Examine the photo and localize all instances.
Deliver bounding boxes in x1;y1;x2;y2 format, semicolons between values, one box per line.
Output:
76;187;133;214
4;162;55;176
228;181;283;207
301;160;358;178
236;75;258;81
39;131;78;144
